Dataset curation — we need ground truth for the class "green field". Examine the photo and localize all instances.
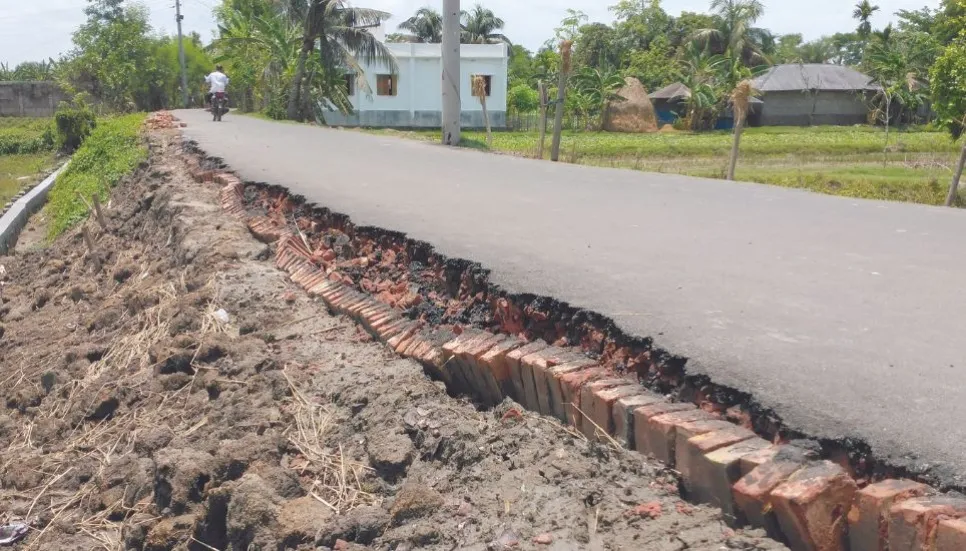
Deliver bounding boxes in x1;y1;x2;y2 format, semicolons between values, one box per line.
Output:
369;126;963;206
0;118;57;204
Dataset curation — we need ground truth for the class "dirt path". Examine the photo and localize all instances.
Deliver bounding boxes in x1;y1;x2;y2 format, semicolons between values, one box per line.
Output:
0;123;784;550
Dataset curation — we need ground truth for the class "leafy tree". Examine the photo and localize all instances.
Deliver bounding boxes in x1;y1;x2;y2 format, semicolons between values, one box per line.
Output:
572;23;621;70
853;1;880;39
61;2;164;110
508;45;534;86
461;4;511;45
929;39;966;205
555;9;588;42
397;7;442;43
624;35;679;91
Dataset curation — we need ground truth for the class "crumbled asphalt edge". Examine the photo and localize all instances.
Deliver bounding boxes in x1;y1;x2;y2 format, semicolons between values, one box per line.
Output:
186;141;965;494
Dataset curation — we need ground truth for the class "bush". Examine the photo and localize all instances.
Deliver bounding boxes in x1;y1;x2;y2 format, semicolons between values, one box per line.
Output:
54;98;97;152
508;84;540;115
46;114;146;238
0;119;55;155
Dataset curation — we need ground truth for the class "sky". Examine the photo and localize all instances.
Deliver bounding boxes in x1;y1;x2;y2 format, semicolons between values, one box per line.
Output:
0;0;945;66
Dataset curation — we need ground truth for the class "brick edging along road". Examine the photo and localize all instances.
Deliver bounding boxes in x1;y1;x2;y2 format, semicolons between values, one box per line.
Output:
183;147;966;551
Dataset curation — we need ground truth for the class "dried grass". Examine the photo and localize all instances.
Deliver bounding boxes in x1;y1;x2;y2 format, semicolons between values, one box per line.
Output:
282;366;378;514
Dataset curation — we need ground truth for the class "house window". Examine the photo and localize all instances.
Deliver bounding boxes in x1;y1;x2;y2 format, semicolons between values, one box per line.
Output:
376;74;397;96
471;74;492;97
343;74;355;96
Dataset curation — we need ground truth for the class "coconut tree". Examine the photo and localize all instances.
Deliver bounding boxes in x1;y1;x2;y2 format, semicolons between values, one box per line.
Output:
397;7;443;43
461;4;511;45
853;1;880;39
287;0;396;121
691;0;768;65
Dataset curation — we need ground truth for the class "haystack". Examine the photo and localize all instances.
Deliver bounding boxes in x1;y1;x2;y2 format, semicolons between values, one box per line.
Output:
603;77;658;133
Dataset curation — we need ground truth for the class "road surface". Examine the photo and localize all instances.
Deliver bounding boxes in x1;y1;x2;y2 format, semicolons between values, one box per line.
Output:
177;109;966;485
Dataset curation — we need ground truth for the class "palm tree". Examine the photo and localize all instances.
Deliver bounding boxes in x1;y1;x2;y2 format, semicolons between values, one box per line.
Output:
461;4;511;45
397;7;443;43
287;0;396;120
853;1;880;39
692;0;768;65
571;67;625;130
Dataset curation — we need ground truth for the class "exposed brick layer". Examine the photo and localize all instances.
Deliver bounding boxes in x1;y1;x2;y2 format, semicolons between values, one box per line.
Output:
187;142;960;551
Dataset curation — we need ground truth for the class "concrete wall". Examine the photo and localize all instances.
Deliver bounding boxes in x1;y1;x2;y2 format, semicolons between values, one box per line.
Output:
758;90;871;126
325;43;509;129
0;82;68;117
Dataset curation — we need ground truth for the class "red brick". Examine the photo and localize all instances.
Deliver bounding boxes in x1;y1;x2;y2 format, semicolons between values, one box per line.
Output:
415;327;459;380
693;438;773;523
401;332;429;358
544;359;599;422
460;333;510;406
632;402;695;460
612;392;664;450
275;248;294;269
889;496;966;551
577;379;628;439
454;332;505;403
505;341;550;407
676;426;756;503
441;330;487;394
374;317;408;340
386;322;419;350
733;458;806;537
405;337;434;361
525;348;586;416
740;446;781;477
848;479;930;551
517;346;570;413
771;461;858;551
585;383;642;443
303;271;329;291
306;279;337;296
478;337;525;404
637;408;710;465
558;366;609;428
937;518;966;551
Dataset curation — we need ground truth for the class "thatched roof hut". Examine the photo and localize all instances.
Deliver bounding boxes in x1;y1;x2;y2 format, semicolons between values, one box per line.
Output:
603;77;658;133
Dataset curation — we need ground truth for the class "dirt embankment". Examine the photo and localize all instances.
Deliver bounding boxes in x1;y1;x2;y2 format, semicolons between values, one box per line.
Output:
0;122;784;550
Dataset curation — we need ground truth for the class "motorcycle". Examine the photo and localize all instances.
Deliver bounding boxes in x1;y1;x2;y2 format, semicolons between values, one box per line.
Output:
211;91;228;122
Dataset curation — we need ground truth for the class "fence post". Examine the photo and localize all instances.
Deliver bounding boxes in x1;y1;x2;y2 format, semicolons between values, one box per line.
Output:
550;41;573;163
537;81;548;159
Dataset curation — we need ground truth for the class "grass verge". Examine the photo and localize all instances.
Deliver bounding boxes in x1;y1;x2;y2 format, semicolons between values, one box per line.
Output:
367;126;961;206
46;114;147;239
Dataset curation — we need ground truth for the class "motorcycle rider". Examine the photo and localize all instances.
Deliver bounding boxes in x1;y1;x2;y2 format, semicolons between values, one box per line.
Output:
204;65;230;109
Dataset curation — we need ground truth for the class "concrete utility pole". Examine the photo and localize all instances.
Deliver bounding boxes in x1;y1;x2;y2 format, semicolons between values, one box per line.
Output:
441;0;461;145
175;0;190;108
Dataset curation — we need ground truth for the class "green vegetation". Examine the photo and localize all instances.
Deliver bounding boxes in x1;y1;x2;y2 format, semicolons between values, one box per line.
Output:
54;99;97;152
46;114;146;238
369;126;960;205
0;153;55;204
0;118;55;155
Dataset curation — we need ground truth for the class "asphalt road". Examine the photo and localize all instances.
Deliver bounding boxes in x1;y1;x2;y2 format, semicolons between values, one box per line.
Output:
176;109;966;484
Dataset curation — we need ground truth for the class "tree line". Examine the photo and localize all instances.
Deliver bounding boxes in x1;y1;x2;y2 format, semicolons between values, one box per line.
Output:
4;0;966;137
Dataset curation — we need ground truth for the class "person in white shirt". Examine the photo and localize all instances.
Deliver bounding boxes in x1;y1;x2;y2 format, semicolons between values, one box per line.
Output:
204;65;230;108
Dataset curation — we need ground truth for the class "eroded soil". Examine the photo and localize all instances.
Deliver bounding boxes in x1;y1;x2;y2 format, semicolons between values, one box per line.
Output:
0;123;785;550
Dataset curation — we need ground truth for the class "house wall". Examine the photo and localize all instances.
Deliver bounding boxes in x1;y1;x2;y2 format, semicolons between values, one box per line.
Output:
0;82;67;117
323;43;508;129
758;90;870;126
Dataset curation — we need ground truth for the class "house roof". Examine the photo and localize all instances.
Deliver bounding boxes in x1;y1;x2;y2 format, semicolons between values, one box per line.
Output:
753;64;880;92
649;82;691;100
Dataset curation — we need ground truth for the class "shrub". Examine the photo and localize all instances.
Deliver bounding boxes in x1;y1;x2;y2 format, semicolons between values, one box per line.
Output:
508;83;540;115
46;113;146;238
54;97;97;152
